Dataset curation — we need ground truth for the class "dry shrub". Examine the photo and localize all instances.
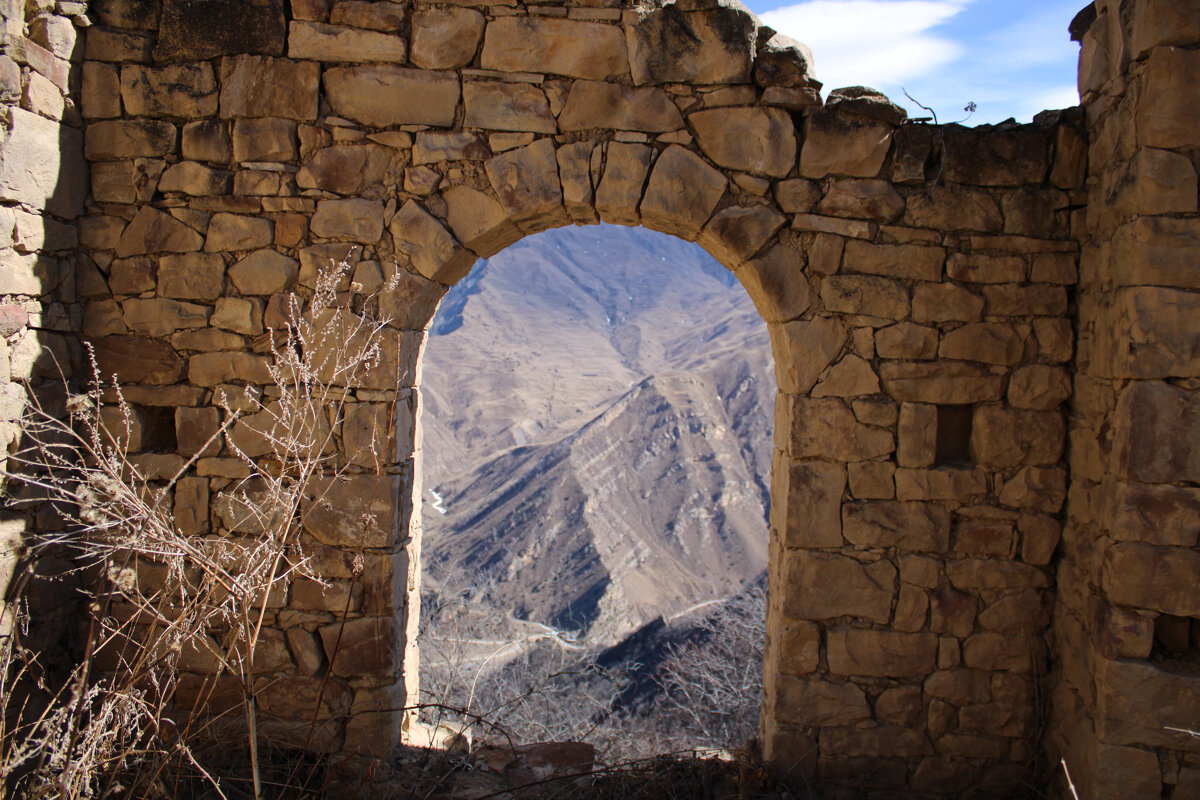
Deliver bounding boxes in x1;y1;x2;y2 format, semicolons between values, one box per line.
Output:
0;262;399;799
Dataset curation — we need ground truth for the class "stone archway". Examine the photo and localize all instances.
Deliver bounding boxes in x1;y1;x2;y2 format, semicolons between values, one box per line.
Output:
75;0;1081;793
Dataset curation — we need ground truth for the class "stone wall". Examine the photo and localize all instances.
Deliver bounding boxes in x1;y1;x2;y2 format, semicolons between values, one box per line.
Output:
0;0;88;637
3;0;1195;796
1050;2;1200;799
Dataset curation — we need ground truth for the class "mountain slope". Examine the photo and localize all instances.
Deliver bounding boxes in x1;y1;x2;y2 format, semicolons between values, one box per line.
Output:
419;224;775;645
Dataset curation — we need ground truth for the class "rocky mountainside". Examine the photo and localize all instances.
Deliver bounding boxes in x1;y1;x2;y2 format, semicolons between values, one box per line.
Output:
419;224;774;646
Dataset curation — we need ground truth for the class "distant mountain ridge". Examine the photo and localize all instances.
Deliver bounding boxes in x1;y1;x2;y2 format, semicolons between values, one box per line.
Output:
419;224;774;645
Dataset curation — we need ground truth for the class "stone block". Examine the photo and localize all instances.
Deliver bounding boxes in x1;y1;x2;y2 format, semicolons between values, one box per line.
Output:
946;253;1025;284
997;466;1066;513
412;131;488;165
219;55;319;121
211;297;262;336
847;461;894;499
699;204;786;267
1007;365;1071;410
939;322;1024;366
627;5;755;85
157;252;225;300
1103;543;1200;617
296;143;390;194
772;459;846;548
175;406;222;458
774;677;870;725
287;21;407;62
81;61;121;119
330;1;405;31
188;351;272;386
1111;217;1200;290
441;185;520;258
1112;381;1200;483
897;402;936;468
482;17;628;80
463;81;555;133
86;28;155;62
952;517;1014;558
799;110;892;179
896;467;988;502
203;213;272;252
827;629;937;678
843;501;950;552
389;200;474;284
182;120;232;164
1102;147;1197;219
158;161;230;197
1106;482;1200;548
881;362;1005;404
820;275;908;319
1136;46;1200;149
818;178;905;222
943;125;1047;186
90;335;184;385
946;558;1050;591
983;284;1067;316
410;8;485;70
962;631;1042;672
115;207;204;258
155;0;287;61
904;185;1003;232
120;63;217;117
774;179;821;214
875;322;938;360
303;474;401;548
556;141;597;224
690;106;796;177
911;283;984;324
559;80;684;133
231;118;297;164
595;142;651;226
122;297;209;337
783;552;895;623
768;316;844;393
310;199;382;243
812;354;880;398
777;618;820;675
735;245;811;323
485;139;567;233
324;65;459;128
789;396;895;462
229;249;298;295
843;241;945;281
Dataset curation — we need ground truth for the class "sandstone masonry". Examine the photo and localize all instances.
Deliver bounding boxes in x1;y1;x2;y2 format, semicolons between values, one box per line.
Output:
0;0;1196;797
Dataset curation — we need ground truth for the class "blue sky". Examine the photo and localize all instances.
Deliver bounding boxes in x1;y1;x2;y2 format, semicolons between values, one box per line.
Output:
743;0;1083;124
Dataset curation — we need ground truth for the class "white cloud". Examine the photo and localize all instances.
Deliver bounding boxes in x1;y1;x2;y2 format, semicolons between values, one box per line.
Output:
760;0;970;90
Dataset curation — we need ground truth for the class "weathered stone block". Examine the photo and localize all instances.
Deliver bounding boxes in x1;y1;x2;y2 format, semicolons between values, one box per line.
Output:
390;200;474;284
410;8;484;70
482;17;628;80
768;318;845;395
1112;381;1200;483
799;110;892;179
1137;46;1200;149
463;81;555;134
827;629;937;678
611;142;714;235
288;21;407;62
558;81;684;133
310;199;382;243
876;322;938;360
156;0;287;61
773;459;846;548
699;205;786;266
939;322;1025;366
897;402;936;468
735;245;811;323
441;185;519;258
120;63;217;117
303;474;401;548
188;351;272;386
943;125;1047;186
157;252;225;300
690;107;796;178
204;213;273;252
783;552;895;623
820;275;908;319
158;161;230;197
485;139;568;233
911;283;984;324
896;467;988;502
775;677;870;725
812;354;880;398
627;5;755;85
228;249;298;295
946;558;1050;591
818;179;904;222
1103;543;1200;617
219;55;319;120
232;118;298;163
116;207;205;257
997;465;1066;513
881;362;1005;404
843;501;950;552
